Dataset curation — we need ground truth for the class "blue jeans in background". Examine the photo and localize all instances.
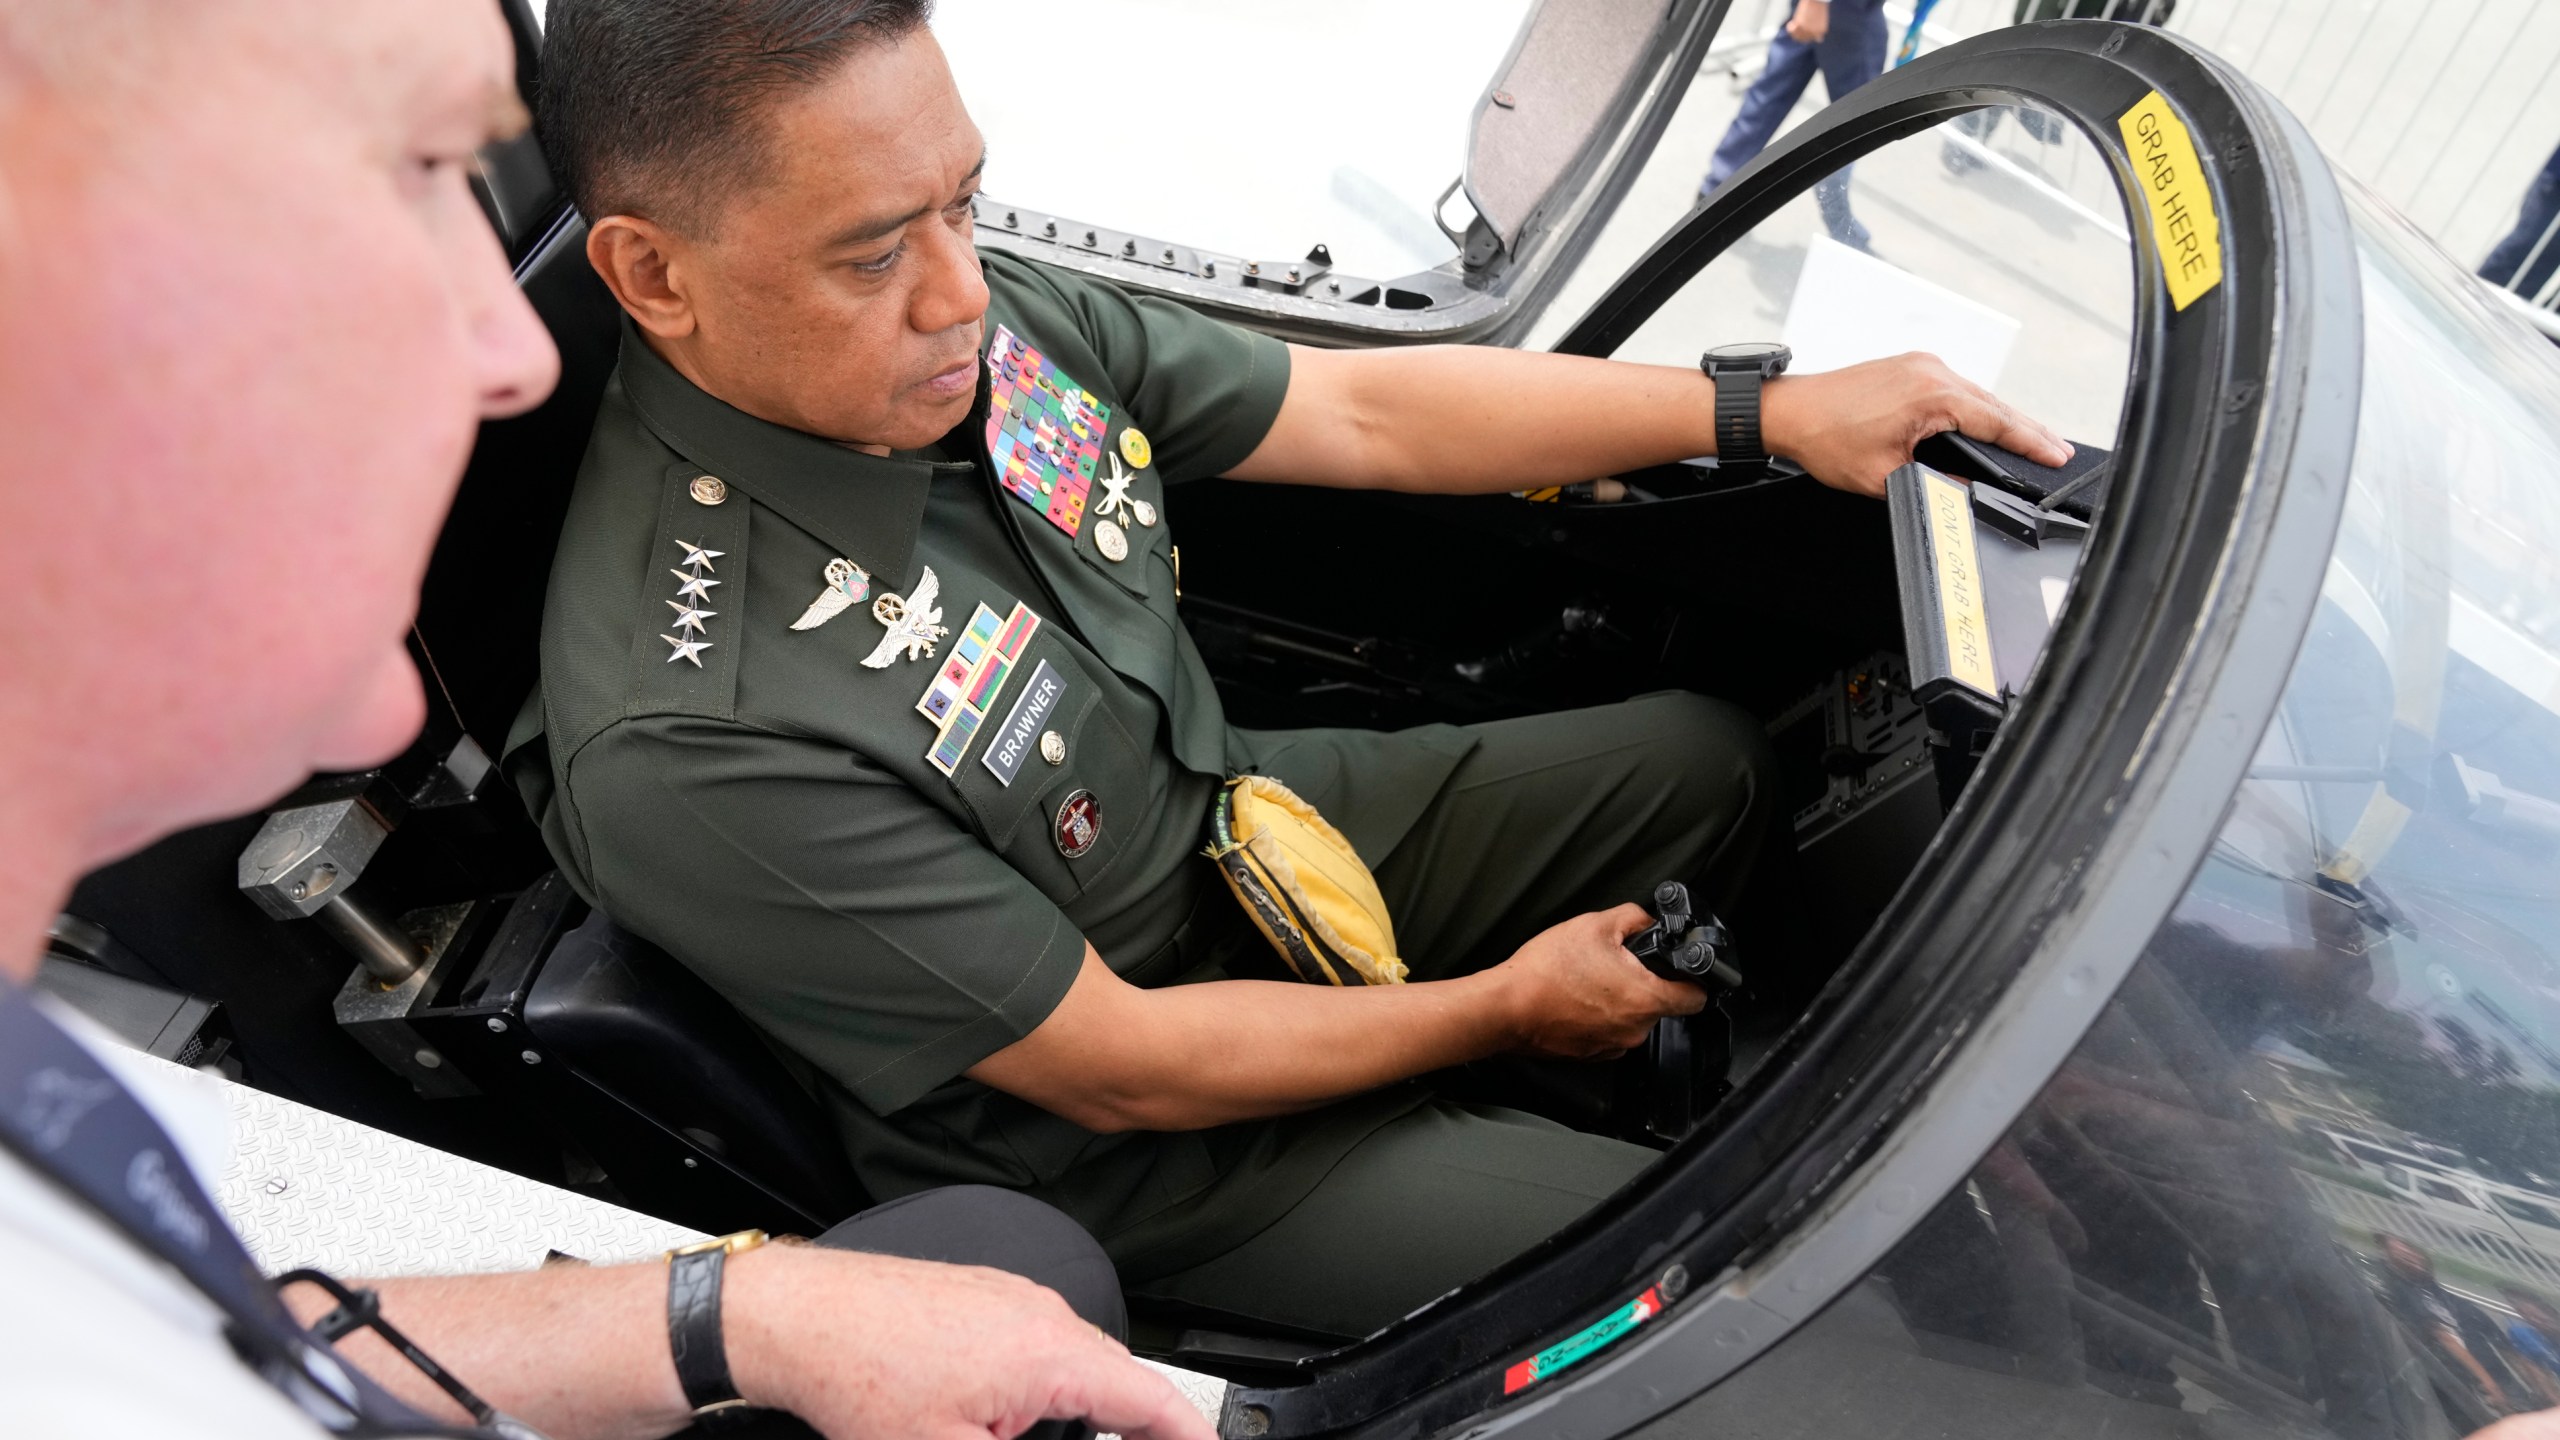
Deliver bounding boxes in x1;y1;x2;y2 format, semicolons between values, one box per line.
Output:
2480;141;2560;301
1699;0;1890;248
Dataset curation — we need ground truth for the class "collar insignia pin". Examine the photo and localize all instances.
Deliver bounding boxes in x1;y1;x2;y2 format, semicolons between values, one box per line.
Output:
862;565;950;669
790;557;873;632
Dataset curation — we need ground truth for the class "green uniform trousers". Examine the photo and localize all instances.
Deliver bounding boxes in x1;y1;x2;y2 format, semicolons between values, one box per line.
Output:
1131;690;1782;1337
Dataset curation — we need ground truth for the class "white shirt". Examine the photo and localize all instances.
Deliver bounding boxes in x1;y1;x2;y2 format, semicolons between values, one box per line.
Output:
0;1002;329;1439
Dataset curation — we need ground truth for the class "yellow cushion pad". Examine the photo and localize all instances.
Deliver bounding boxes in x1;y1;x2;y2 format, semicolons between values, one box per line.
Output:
1204;775;1407;986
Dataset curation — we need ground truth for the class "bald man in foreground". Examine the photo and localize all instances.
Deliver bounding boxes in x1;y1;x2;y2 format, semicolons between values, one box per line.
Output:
0;5;1209;1439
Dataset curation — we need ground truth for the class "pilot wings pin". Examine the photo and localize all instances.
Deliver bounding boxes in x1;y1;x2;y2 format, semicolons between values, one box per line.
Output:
862;566;949;669
789;558;872;631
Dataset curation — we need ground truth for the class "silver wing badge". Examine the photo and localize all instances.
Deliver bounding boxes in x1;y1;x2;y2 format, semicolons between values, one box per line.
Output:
790;558;872;631
861;565;949;668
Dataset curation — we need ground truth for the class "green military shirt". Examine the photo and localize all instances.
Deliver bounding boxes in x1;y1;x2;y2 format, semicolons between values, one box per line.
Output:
514;252;1476;1275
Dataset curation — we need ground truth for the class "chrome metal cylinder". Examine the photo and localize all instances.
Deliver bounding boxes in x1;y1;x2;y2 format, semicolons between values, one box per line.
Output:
310;895;421;987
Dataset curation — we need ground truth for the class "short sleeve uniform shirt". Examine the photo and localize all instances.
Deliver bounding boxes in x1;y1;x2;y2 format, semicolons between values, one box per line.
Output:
519;253;1469;1272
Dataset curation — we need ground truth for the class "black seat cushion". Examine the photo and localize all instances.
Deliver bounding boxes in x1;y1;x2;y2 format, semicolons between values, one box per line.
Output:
525;908;863;1222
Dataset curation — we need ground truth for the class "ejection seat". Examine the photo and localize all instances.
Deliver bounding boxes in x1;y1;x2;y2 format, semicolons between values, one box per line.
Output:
405;110;868;1236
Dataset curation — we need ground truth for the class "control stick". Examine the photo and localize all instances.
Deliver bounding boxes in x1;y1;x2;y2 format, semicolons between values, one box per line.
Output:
1626;881;1742;990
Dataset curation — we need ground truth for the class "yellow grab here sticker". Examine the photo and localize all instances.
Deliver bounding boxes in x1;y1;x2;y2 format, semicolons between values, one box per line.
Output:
1923;468;1998;699
2119;89;2223;311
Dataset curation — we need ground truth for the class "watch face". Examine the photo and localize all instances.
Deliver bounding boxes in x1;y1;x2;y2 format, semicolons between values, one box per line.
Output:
1702;342;1793;378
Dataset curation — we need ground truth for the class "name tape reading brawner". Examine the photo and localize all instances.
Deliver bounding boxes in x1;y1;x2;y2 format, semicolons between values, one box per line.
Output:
2118;89;2224;312
984;660;1068;788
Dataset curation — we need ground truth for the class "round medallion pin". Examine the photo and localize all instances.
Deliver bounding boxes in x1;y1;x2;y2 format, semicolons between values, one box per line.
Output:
1118;426;1152;470
1054;789;1102;858
1094;519;1130;563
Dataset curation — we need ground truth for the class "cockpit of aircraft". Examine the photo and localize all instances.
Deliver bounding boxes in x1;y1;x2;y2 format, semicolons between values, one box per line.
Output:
45;5;2560;1439
60;15;2133;1349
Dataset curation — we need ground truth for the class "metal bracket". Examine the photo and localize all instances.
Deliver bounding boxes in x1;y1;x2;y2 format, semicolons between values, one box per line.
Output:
332;902;485;1099
1242;245;1335;295
1432;176;1472;249
237;797;422;986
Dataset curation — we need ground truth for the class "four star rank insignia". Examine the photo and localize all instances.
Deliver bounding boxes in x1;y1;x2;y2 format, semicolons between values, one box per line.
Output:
660;538;721;667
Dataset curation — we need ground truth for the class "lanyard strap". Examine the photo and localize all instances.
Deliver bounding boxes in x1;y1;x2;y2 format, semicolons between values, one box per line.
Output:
0;979;502;1437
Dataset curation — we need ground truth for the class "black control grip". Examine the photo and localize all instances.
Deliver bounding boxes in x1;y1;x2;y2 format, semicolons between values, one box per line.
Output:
1626;881;1743;989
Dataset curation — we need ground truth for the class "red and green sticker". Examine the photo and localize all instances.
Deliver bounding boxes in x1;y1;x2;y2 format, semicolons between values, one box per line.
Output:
1501;1285;1667;1396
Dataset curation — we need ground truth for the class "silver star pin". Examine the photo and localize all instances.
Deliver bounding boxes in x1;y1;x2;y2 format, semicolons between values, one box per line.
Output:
671;569;722;601
662;633;713;667
665;600;715;635
674;540;724;572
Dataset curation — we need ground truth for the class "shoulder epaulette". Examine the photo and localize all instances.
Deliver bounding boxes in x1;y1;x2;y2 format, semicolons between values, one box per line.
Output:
625;462;748;719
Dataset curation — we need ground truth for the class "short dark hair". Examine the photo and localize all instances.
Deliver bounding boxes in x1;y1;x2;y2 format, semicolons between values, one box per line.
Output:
537;0;934;236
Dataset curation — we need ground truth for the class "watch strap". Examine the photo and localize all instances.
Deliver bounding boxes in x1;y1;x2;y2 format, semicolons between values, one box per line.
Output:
668;1232;769;1430
1712;368;1767;468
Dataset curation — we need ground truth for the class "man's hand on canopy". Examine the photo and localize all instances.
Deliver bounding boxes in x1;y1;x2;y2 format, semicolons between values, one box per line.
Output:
1763;352;2073;497
728;1247;1212;1440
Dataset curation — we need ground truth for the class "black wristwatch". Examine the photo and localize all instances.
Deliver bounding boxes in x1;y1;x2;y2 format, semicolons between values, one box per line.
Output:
667;1229;772;1430
1699;343;1792;472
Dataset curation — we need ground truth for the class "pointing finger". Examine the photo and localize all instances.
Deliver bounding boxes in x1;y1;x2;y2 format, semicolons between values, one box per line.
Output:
1057;1354;1216;1440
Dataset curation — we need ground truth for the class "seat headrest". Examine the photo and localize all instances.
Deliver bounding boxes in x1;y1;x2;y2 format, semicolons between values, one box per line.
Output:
418;213;623;751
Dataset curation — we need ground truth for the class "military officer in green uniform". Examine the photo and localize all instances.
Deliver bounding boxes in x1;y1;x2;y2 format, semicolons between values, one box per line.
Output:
513;0;2070;1338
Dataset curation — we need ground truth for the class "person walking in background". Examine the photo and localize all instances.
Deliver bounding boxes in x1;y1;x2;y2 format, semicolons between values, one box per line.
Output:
2377;1234;2514;1412
2479;141;2560;301
1698;0;1889;251
2501;1289;2560;1407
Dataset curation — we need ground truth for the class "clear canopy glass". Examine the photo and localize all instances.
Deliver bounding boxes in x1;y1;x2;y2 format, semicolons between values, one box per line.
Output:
1634;162;2560;1440
1604;107;2137;450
